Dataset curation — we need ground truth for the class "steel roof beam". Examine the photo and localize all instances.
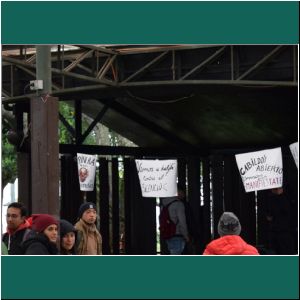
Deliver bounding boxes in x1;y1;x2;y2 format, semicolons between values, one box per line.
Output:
59;112;76;139
179;46;226;80
73;44;118;55
122;51;169;83
96;98;200;151
2;56;116;86
96;54;117;80
14;65;60;91
237;46;284;80
78;102;112;144
63;50;94;72
2;78;297;104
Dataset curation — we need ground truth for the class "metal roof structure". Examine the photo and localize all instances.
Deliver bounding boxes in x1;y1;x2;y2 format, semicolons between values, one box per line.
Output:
2;44;298;152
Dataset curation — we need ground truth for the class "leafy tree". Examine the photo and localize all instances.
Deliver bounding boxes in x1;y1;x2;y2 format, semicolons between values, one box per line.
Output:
59;101;97;145
2;101;135;190
59;101;75;144
1;118;17;188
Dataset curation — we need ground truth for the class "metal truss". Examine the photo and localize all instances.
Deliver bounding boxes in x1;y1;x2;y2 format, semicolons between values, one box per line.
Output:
2;44;298;103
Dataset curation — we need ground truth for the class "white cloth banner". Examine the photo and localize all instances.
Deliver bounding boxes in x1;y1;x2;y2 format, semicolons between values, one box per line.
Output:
289;142;298;169
77;153;97;191
135;159;177;197
235;147;283;193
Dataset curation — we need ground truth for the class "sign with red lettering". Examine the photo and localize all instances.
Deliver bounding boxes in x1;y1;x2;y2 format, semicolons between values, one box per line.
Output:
135;159;177;197
235;147;283;193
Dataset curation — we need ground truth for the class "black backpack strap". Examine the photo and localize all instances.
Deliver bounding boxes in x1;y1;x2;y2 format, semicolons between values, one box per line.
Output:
165;199;178;209
165;200;179;225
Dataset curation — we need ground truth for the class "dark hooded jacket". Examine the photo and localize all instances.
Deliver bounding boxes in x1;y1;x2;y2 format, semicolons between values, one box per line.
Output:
60;219;77;255
2;219;31;255
22;231;58;255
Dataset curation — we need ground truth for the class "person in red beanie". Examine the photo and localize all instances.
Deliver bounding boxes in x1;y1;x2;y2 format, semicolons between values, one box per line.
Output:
22;214;59;255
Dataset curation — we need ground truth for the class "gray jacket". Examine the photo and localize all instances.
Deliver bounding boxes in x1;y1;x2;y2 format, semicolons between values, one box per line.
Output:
161;197;189;240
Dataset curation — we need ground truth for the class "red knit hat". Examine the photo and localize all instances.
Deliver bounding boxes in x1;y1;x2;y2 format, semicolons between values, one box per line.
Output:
32;214;58;233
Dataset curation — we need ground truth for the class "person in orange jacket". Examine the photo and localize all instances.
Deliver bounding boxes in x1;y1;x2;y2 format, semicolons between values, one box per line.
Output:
203;212;259;255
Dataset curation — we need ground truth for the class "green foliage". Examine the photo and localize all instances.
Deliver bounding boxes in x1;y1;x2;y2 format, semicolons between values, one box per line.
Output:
108;130;119;146
2;101;134;189
59;101;97;145
1;121;17;187
59;101;75;144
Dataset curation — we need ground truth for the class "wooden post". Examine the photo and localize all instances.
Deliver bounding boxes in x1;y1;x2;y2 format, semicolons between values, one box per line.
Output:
30;46;59;216
112;158;120;254
30;96;59;215
99;158;110;254
211;155;224;239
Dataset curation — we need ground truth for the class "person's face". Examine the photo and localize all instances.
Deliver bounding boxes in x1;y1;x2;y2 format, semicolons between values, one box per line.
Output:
62;232;75;251
82;208;97;224
43;224;58;243
6;207;25;230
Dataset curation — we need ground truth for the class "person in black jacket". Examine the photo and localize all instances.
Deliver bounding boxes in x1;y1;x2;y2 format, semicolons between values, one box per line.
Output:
2;202;31;255
266;187;297;254
22;214;59;255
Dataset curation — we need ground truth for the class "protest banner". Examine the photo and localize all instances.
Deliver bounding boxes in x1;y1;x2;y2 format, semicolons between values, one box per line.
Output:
135;159;177;197
289;142;298;168
77;153;97;191
235;147;283;193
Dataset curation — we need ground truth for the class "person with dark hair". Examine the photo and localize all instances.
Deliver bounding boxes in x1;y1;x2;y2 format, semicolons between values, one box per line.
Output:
203;212;259;255
22;214;59;255
2;202;31;255
60;219;77;255
75;202;102;255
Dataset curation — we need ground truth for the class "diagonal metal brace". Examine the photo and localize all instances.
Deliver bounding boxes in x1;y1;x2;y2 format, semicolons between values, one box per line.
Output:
237;46;284;80
59;112;76;139
122;51;169;83
179;46;226;80
78;99;114;144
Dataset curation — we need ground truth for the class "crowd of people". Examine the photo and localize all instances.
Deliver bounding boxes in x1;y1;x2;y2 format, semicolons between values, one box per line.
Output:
2;201;102;255
1;186;297;255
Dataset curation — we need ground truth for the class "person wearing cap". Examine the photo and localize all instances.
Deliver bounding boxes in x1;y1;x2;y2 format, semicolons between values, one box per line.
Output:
60;219;77;255
74;202;102;255
2;202;32;255
22;214;59;255
203;212;259;255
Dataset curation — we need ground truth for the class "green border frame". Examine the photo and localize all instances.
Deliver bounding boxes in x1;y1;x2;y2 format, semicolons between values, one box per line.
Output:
1;256;299;299
1;1;299;44
1;1;299;299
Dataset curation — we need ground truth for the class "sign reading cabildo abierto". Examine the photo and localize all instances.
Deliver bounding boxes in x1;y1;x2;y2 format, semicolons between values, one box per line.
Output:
235;147;283;193
135;159;177;197
77;153;97;191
